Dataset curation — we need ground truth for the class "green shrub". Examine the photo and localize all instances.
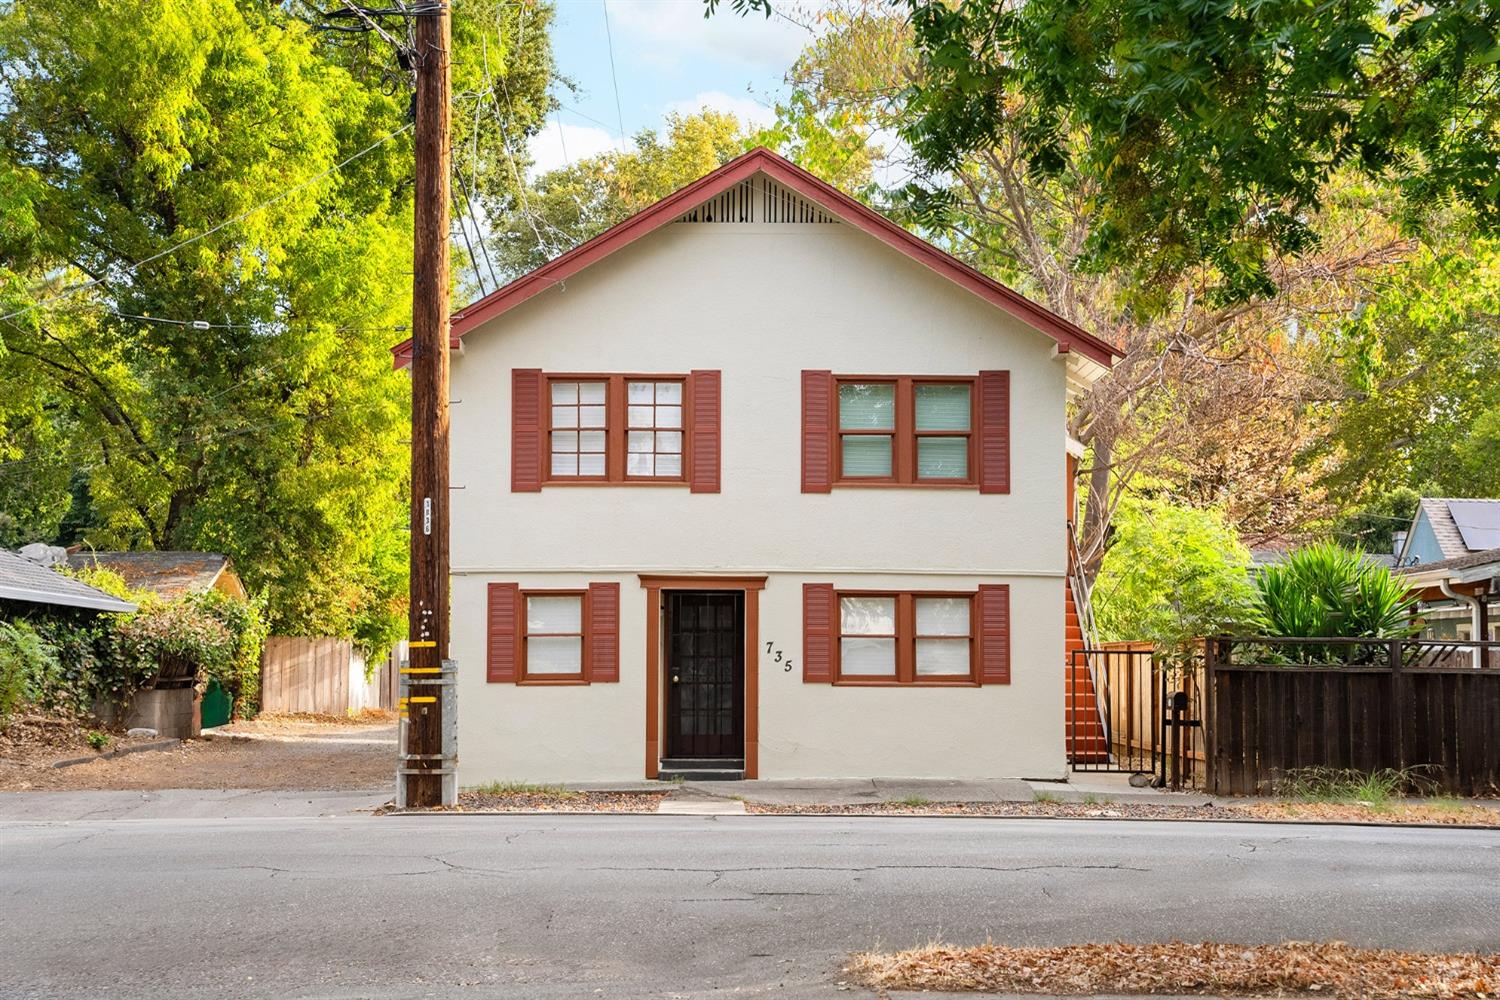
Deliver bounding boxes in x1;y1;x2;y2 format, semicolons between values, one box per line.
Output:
1093;497;1258;664
0;620;59;728
1254;541;1418;642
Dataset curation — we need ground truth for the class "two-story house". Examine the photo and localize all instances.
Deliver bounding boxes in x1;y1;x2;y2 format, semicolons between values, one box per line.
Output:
394;148;1118;783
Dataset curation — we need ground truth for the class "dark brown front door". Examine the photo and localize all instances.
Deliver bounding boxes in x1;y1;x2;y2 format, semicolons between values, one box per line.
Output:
665;591;744;759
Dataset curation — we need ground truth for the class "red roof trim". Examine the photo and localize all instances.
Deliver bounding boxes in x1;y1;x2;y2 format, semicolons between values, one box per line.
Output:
392;147;1120;369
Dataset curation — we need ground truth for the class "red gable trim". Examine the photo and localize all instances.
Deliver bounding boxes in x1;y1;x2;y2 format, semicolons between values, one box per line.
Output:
391;147;1120;370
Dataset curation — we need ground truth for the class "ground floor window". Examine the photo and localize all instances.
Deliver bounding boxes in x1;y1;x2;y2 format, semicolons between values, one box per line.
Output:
523;592;584;679
836;591;975;684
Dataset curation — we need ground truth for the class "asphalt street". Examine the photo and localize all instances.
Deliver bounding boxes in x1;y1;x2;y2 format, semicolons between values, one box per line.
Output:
2;813;1497;999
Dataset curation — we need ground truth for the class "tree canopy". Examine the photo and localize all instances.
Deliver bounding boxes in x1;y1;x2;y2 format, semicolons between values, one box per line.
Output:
900;0;1500;306
0;0;554;654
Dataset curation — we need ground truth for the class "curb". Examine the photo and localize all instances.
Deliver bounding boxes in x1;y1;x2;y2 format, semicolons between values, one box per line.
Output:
50;739;181;769
376;808;1500;830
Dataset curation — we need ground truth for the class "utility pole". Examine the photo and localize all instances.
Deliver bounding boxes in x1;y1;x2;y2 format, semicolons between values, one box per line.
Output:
403;0;453;808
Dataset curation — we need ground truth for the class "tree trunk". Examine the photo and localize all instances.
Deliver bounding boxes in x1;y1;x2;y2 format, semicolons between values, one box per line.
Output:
1077;428;1114;591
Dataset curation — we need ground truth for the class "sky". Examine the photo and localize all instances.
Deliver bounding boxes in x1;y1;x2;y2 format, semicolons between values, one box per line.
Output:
527;0;816;174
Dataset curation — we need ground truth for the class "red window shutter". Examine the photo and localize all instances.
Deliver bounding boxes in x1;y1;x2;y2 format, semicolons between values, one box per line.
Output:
511;368;544;492
802;583;835;683
486;582;520;683
978;370;1011;494
801;370;833;493
687;370;721;494
977;584;1011;684
587;582;620;682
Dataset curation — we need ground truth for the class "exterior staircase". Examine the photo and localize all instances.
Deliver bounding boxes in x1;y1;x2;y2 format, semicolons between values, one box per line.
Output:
1065;522;1110;764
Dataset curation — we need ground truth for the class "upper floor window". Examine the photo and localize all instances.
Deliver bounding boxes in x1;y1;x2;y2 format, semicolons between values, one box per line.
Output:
550;382;608;478
514;369;721;493
543;375;687;484
835;377;974;484
626;380;684;478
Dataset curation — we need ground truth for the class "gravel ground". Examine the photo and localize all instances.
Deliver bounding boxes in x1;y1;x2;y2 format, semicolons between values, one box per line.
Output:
850;941;1500;997
744;799;1500;826
412;788;668;813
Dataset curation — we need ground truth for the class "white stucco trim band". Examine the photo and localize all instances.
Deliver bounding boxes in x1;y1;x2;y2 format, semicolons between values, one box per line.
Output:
451;565;1068;577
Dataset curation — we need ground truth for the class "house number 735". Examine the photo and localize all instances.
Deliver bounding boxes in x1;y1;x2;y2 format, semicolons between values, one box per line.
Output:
765;642;794;672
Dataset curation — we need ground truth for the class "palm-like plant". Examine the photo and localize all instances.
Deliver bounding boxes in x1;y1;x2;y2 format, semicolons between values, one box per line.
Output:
1253;542;1419;661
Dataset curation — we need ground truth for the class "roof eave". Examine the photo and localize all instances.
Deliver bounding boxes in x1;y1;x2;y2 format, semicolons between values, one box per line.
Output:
391;147;1122;371
0;584;137;613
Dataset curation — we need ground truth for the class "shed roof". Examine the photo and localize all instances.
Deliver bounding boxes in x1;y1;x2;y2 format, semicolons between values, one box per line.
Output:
65;551;236;598
391;147;1121;372
0;550;138;613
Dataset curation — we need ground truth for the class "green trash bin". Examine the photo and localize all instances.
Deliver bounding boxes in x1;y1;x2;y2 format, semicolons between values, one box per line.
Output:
200;677;233;729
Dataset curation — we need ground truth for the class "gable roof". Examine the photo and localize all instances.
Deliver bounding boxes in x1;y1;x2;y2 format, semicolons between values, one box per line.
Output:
1403;498;1500;563
392;146;1120;370
0;550;137;614
65;551;240;599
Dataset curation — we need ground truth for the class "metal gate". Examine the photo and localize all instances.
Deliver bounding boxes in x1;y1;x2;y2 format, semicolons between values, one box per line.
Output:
1068;645;1204;789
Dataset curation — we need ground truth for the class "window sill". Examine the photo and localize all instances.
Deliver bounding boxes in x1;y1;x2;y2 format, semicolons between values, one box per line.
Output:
829;481;979;490
539;480;690;488
516;678;591;686
832;679;981;687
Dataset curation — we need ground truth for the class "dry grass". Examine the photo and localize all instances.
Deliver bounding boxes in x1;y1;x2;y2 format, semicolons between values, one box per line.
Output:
849;940;1500;997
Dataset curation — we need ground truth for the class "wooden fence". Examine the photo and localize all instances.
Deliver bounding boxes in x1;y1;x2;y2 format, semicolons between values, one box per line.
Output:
259;637;401;715
1206;637;1500;796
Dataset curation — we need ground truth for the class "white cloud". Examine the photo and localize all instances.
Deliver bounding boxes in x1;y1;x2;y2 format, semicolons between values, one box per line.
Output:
527;120;622;175
605;0;812;72
663;90;777;130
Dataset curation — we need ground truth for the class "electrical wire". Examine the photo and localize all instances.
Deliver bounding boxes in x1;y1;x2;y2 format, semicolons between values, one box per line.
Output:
0;123;415;325
599;0;628;153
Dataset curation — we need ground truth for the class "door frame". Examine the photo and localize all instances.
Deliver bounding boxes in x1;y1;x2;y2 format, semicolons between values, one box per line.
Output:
640;575;765;779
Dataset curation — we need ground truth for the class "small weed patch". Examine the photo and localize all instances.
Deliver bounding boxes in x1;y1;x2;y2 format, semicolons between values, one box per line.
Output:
467;781;580;798
1277;766;1427;805
896;795;931;807
1032;790;1060;804
1080;793;1111;806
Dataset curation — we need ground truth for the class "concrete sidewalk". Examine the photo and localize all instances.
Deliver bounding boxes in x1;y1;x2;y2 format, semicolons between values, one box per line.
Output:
564;771;1215;807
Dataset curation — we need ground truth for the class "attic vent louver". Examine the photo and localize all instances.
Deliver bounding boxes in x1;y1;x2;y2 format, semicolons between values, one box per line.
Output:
761;177;837;223
676;175;839;224
677;179;754;223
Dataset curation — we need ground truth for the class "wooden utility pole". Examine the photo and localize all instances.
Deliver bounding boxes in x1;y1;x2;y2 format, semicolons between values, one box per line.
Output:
404;1;453;808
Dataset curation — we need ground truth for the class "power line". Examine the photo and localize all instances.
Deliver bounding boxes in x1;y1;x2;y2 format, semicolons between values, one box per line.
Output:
599;0;628;153
0;123;415;325
106;311;408;333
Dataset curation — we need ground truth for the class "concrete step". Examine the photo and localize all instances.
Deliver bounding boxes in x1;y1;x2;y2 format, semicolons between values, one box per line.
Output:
659;758;745;782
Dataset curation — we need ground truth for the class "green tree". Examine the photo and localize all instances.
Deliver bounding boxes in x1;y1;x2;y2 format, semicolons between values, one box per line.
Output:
1092;497;1256;647
1318;240;1500;504
489;110;748;277
0;1;553;654
896;0;1500;305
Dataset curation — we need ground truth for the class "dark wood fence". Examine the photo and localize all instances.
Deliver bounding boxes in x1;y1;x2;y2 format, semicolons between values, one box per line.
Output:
1206;637;1500;796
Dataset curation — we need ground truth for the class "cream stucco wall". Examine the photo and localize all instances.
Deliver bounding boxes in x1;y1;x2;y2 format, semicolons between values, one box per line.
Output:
448;198;1071;782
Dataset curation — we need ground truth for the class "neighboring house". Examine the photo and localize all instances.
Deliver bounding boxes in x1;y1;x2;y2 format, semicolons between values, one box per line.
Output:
1244;537;1398;572
1397;498;1500;568
0;549;138;615
394;148;1118;782
65;551;247;601
1395;499;1500;642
